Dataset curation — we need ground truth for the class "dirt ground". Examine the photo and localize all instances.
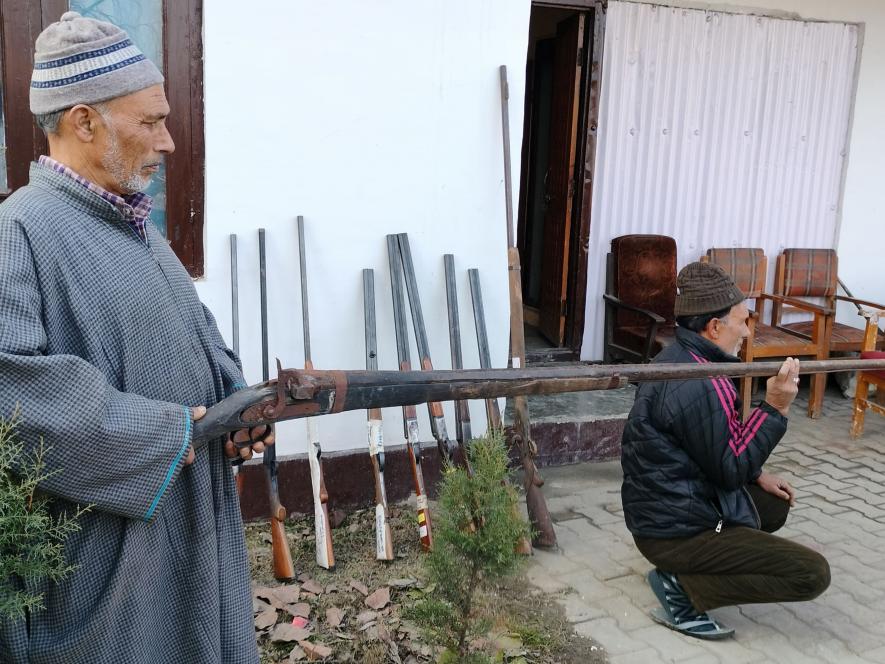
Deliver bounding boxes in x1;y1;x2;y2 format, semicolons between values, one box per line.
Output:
246;501;606;663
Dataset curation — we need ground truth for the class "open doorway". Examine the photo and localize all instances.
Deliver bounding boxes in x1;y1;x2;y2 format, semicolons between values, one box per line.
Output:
517;1;604;356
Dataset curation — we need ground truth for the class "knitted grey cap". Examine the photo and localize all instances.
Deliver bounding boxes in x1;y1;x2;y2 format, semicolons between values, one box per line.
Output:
674;262;745;317
30;11;164;115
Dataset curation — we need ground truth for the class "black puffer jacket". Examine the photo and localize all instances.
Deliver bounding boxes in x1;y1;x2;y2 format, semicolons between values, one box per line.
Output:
621;327;788;538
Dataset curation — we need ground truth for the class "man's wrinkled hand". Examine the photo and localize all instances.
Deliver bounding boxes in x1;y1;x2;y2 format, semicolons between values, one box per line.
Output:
224;424;275;461
764;357;800;416
756;471;796;506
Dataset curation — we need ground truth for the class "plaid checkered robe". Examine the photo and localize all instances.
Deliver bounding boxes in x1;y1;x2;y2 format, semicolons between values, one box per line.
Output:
0;163;258;663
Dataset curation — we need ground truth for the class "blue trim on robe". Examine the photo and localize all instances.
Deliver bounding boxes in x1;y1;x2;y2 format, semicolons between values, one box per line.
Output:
143;406;192;521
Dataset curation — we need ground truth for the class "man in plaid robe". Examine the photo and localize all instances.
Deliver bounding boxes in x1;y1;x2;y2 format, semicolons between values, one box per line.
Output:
0;13;267;663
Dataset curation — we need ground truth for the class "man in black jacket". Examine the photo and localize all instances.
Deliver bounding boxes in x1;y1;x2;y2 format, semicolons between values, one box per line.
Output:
621;261;830;640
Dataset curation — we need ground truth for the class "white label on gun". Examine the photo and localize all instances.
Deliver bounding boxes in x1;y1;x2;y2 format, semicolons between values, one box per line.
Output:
368;420;383;455
416;495;428;510
511;357;521;369
306;419;331;569
375;505;387;558
407;420;420;445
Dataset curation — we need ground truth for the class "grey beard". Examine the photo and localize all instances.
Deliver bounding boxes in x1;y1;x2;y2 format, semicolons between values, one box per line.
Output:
100;129;153;195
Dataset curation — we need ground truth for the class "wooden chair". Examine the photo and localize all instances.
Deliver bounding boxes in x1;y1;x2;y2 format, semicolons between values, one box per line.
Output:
849;309;885;439
772;248;885;355
703;248;829;419
603;235;677;363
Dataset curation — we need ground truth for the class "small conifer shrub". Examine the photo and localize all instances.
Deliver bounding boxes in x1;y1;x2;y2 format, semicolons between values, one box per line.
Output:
408;431;530;663
0;415;88;620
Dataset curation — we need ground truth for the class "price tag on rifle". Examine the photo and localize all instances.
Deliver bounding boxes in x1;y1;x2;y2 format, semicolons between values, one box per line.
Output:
367;420;383;456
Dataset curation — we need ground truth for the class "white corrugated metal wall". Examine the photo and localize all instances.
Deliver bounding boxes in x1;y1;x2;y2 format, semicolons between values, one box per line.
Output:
580;1;859;361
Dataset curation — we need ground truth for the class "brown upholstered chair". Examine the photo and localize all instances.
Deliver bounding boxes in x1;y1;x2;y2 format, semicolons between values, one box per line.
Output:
772;248;885;355
849;309;885;439
603;235;677;363
703;248;829;419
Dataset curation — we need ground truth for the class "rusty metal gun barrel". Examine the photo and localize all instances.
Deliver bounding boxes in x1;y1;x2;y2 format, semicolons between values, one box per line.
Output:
192;358;885;445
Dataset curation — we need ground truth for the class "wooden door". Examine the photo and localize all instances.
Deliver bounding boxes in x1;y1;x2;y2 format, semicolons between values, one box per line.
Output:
537;14;584;345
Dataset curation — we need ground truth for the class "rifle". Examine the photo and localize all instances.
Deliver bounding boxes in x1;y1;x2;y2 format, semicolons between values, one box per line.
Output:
838;278;885;334
499;64;556;548
443;254;472;468
257;228;296;581
192;358;885;445
468;269;503;429
395;233;458;464
362;268;395;561
297;216;335;570
229;233;245;490
468;268;533;555
386;234;433;551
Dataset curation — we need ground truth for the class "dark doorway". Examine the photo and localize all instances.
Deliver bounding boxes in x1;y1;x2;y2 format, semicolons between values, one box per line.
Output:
518;2;604;354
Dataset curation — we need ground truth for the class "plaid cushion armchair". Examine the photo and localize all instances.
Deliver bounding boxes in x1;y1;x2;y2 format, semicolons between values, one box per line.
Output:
773;248;885;354
704;248;829;419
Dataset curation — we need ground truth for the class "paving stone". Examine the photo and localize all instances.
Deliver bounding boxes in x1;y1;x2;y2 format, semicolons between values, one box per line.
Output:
819;592;884;628
804;484;851;504
796;494;851;515
597;594;651;631
837;499;885;520
748;633;822;662
804;473;853;491
573;617;646;656
555;593;606;623
679;655;726;664
525;565;570;593
608;648;663;664
841;485;885;507
557;569;622;602
530;547;584;576
859;645;885;662
813;453;864;471
631;625;708;660
844;476;885;495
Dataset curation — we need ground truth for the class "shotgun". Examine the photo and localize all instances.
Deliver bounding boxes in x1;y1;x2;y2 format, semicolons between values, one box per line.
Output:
499;64;557;548
468;269;503;430
444;255;474;469
257;228;296;581
838;278;885;334
297;216;335;570
229;233;245;487
192;358;885;445
468;268;533;555
396;233;457;465
362;268;395;561
387;234;433;551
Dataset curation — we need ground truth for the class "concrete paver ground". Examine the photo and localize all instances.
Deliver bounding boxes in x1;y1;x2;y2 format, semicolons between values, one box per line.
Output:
527;387;885;663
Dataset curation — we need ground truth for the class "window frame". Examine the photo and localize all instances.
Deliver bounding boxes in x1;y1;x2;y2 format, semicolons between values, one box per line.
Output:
0;0;205;276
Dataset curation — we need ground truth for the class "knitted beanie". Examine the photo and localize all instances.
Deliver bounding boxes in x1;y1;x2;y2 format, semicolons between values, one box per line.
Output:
30;11;163;115
674;262;745;317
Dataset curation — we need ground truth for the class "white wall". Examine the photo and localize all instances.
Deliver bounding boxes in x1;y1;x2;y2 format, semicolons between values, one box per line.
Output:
581;0;885;361
198;1;532;456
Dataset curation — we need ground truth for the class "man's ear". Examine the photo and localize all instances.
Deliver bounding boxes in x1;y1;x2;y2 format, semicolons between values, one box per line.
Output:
65;105;101;143
704;317;720;339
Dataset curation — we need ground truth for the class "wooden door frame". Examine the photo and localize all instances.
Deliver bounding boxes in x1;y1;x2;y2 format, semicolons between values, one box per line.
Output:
521;0;606;353
566;0;605;351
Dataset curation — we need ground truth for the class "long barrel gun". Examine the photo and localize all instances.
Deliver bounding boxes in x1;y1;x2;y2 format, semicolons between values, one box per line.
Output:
192;358;885;445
